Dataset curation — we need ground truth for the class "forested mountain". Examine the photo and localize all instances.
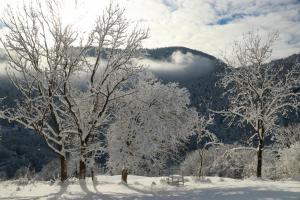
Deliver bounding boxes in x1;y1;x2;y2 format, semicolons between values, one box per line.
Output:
0;76;56;179
0;47;299;178
145;46;216;60
146;47;300;142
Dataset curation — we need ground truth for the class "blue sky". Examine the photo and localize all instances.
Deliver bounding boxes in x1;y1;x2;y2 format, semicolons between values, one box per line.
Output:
0;0;300;59
215;13;259;25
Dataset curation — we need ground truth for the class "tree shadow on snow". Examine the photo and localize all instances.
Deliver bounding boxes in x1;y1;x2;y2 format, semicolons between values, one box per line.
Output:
117;185;300;200
76;179;115;200
1;179;119;200
125;183;154;195
1;181;299;200
0;181;69;200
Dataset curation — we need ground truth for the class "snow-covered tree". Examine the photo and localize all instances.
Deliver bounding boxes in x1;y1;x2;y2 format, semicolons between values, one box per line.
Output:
0;0;148;180
0;0;86;182
56;2;148;179
107;72;197;183
192;116;221;177
218;31;300;177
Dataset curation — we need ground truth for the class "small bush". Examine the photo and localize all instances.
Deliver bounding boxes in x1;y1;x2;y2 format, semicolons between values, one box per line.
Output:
181;145;279;179
181;146;225;177
35;160;59;181
276;142;300;179
14;165;35;180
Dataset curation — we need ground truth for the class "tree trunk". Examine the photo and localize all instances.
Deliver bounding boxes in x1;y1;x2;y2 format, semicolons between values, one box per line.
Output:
79;140;86;179
256;121;264;178
91;168;94;182
60;155;67;182
79;160;86;179
121;168;128;184
257;140;263;177
198;150;203;177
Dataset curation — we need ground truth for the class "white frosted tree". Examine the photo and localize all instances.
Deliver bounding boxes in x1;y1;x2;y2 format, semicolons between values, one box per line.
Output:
0;0;87;182
219;31;300;177
192;116;221;177
0;0;148;181
107;72;197;183
59;3;148;179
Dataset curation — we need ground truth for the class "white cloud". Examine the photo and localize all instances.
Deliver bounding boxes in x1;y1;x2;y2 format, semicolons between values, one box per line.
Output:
0;0;299;59
140;51;216;80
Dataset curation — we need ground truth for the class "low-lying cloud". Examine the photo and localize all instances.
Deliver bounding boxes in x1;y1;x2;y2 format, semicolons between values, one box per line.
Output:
140;51;216;81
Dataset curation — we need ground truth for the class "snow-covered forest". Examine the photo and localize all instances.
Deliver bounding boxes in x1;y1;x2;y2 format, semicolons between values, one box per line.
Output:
0;0;299;199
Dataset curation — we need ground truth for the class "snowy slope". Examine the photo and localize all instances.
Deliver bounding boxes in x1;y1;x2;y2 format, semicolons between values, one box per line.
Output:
0;175;299;200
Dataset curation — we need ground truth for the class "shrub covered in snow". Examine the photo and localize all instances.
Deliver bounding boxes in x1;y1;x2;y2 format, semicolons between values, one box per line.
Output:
276;142;300;179
181;145;281;179
35;158;80;181
181;146;223;177
14;165;35;180
242;149;278;179
35;160;59;181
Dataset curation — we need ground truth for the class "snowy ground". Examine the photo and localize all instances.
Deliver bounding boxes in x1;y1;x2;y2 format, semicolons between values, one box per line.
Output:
0;175;299;200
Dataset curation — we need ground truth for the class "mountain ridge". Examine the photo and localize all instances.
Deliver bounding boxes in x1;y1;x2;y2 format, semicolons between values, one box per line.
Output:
144;46;217;60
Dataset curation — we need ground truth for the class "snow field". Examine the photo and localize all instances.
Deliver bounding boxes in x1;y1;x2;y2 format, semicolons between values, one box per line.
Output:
0;175;299;200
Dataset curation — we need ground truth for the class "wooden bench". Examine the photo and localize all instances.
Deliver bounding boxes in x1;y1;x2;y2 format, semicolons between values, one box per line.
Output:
166;168;184;186
167;174;184;186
